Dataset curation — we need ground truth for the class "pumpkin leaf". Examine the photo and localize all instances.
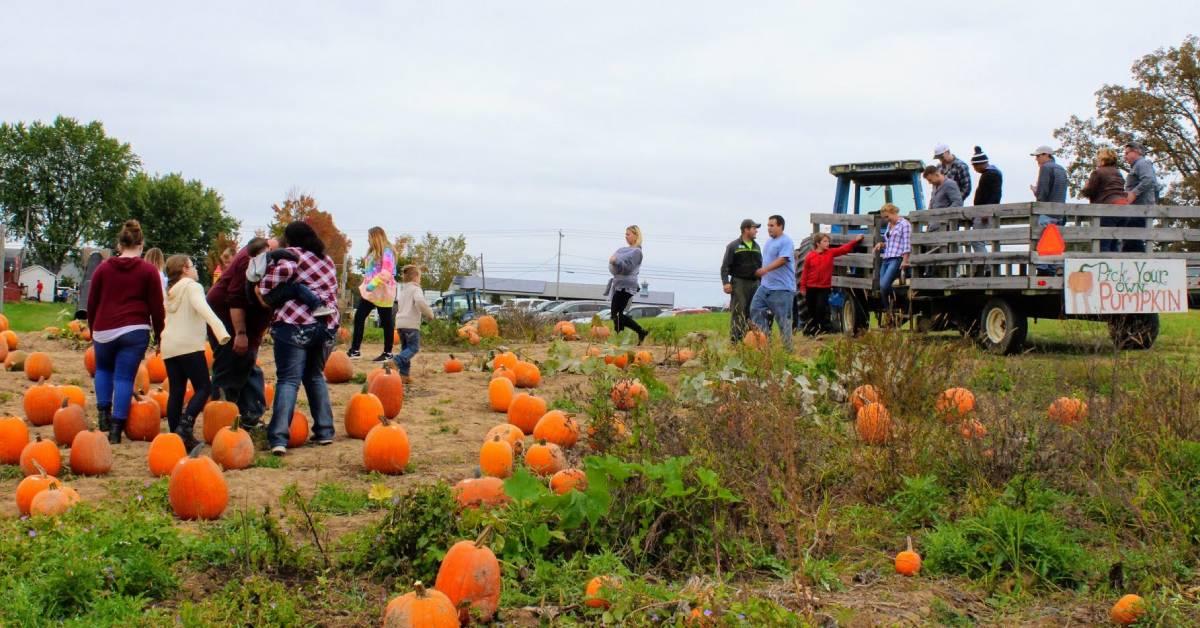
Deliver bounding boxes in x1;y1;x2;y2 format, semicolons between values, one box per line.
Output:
366;483;394;502
504;467;548;502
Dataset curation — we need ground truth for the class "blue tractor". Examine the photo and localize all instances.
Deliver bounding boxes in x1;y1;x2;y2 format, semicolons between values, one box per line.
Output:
795;160;926;332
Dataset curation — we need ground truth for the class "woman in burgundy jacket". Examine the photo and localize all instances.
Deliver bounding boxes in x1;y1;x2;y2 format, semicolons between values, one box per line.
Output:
799;233;863;336
87;220;165;443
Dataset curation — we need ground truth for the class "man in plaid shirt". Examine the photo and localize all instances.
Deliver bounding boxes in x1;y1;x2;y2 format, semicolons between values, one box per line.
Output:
259;221;341;455
873;203;911;311
934;144;972;200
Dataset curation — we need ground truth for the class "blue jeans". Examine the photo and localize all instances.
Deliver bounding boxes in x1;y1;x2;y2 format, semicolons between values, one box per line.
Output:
93;329;150;421
392;329;421;376
1122;217;1147;252
749;287;794;350
1037;214;1061;274
268;323;336;448
879;257;904;309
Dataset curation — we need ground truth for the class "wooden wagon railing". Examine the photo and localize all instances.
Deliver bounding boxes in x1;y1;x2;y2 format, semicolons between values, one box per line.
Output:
810;202;1200;293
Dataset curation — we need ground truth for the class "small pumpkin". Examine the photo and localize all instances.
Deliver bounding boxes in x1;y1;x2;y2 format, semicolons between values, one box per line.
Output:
443;355;464;373
212;417;255;470
607;352;630;369
491;366;517;385
345;388;385;439
550;468;588;494
488;377;516;413
3;329;19;351
507;393;547;434
52;398;87;446
0;313;7;331
147;432;187;477
30;482;80;517
585;576;620;609
669;348;696;363
895;536;921;576
382;581;459;628
554;321;577;338
855;402;892;445
124;394;162;441
264;382;275;407
742;329;768;348
16;461;60;515
590;325;611;341
1048;397;1088;425
484;423;524;454
57;384;86;408
202;389;239;444
474;315;499;338
169;444;229;520
479;435;514;479
134;362;151;395
850;384;882;412
959;419;987;440
0;414;30;464
84;346;96;377
69;424;113;475
935;387;975;420
368;363;405;419
24;379;64;426
524;440;566;476
585;345;603;359
5;349;27;371
435;529;502;623
513;361;541;388
633;350;653;366
24;351;53;381
288;410;309;448
610;379;648;411
491;351;518;372
1110;594;1145;625
20;435;62;477
453;477;511;510
323;349;354;384
336;326;350;344
533;410;580;448
144;353;167;383
150;388;169;418
363;416;411;474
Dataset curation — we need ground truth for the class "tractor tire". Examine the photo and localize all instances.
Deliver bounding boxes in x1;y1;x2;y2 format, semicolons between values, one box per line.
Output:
1108;314;1159;350
977;298;1027;355
839;292;869;337
792;237;813;331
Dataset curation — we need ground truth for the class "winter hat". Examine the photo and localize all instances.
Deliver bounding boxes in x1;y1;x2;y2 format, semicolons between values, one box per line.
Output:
970;146;989;165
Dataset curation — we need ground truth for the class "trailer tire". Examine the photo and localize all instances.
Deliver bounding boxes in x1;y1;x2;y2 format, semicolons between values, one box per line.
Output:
978;298;1027;355
1108;314;1159;350
840;293;868;337
792;237;813;331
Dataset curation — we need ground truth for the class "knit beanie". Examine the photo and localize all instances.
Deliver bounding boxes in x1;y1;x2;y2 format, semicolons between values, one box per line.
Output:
970;146;989;165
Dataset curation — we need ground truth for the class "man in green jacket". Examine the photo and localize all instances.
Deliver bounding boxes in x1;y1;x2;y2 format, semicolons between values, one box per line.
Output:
720;218;762;342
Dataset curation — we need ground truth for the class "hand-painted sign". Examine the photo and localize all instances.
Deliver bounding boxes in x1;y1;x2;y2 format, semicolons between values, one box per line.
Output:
1064;258;1188;314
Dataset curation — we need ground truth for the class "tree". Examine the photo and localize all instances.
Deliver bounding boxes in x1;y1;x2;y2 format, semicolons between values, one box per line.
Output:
205;232;241;287
1054;35;1200;205
107;172;240;277
268;191;351;269
0;117;139;271
407;232;478;292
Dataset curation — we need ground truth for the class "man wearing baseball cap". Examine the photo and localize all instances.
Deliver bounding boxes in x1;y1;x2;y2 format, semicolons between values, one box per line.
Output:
933;144;973;201
719;218;762;342
1029;144;1069;275
1122;141;1158;253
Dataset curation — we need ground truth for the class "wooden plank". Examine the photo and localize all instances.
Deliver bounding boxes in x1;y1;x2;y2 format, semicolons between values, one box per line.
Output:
911;276;1030;290
832;276;875;289
829;233;876;245
1032;202;1200;219
1032;252;1200;262
911;226;1030;245
810;213;876;226
832;254;875;269
911;203;1032;220
1054;227;1200;242
909;251;1031;265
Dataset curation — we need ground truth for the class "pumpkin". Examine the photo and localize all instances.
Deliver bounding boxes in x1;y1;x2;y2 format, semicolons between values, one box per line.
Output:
24;351;53;381
479;435;514;478
491;351;518;372
585;345;603;358
368;363;405;419
67;319;82;335
124;395;162;441
895;536;921;576
742;330;767;349
1110;594;1145;625
959;419;987;440
3;329;18;350
587;416;629;450
935;387;975;420
590;325;611;341
533;410;580;448
366;366;386;387
669;348;696;363
20;435;62;477
169;445;229;520
554;321;577;338
513;361;541;388
610;379;648;411
435;530;502;623
30;483;80;517
585;576;620;609
855;402;892;445
16;462;60;515
363;416;410;474
336;326;350;344
524;440;566;476
147;432;187;477
443;355;464;373
145;354;168;383
608;352;629;369
466;330;481;345
204;344;214;368
0;313;7;331
484;423;524;454
491;366;517;385
52;399;87;446
0;336;8;363
551;468;588;494
80;329;91;341
345;389;385;439
633;350;654;366
134;363;151;395
850;384;882;412
507;393;547;433
57;384;86;408
1048;397;1088;425
453;477;511;510
151;388;169;418
212;417;255;470
24;379;64;426
382;581;459;628
324;349;354;383
474;315;499;338
84;346;96;377
202;389;239;444
487;377;516;414
5;349;27;371
264;382;275;407
0;415;30;464
288;410;309;448
69;425;113;475
43;326;60;336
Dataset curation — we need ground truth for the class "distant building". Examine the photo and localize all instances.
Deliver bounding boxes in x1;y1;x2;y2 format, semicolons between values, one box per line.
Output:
452;275;674;307
19;265;57;302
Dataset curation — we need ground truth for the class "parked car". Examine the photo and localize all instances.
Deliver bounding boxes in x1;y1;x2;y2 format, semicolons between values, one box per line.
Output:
571;305;666;325
539;300;609;323
504;298;549;311
533;299;566;312
657;308;710;317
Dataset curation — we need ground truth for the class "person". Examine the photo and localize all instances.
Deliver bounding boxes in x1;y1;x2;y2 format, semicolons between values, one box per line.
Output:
1122;141;1159;253
873;204;911;314
87;220;165;443
799;233;864;336
348;227;397;362
934;144;972;200
970;147;1003;257
392;265;435;383
161;255;230;449
211;247;235;284
259;221;340;455
924;165;963;209
749;215;796;350
35;280;43;302
719;219;762;342
144;247;167;294
606;225;648;345
1080;147;1128;252
206;237;273;431
1029;145;1069;274
248;246;335;316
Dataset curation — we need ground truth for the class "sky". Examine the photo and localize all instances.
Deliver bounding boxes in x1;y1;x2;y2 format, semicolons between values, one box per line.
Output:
4;2;1198;306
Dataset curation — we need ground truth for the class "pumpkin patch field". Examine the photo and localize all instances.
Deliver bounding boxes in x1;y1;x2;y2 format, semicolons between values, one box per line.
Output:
1;314;1200;626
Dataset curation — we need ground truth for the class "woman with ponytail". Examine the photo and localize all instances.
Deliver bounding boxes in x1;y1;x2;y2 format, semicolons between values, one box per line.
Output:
347;226;397;362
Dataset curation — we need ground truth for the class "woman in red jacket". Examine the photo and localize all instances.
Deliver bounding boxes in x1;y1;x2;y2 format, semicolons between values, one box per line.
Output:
87;220;166;443
799;233;863;336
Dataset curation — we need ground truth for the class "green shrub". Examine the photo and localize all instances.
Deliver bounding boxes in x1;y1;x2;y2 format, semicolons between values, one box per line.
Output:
338;482;463;581
186;508;315;575
887;474;950;529
177;576;304;626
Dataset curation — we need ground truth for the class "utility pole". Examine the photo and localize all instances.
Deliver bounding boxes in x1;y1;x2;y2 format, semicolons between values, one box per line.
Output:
0;218;5;314
479;253;486;299
555;229;563;300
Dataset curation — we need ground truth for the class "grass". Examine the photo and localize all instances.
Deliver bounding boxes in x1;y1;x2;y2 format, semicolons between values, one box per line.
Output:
2;302;74;332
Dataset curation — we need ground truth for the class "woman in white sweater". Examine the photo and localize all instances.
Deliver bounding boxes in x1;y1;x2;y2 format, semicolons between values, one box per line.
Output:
161;255;231;448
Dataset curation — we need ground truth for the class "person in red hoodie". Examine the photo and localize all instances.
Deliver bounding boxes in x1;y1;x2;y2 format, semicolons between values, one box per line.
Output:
87;220;166;443
799;233;864;336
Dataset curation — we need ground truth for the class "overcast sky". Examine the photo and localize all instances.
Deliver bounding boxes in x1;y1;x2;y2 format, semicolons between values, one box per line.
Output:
4;2;1198;305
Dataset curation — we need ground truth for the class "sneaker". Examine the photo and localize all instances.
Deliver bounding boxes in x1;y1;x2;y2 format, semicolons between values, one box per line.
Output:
312;305;336;318
271;445;287;456
317;438;333;446
347;349;362;359
371;353;393;363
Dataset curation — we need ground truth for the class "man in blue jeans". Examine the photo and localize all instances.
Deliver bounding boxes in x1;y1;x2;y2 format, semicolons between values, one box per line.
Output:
750;214;796;350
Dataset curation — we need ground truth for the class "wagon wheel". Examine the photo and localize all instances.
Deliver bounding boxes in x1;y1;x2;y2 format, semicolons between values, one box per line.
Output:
977;298;1027;355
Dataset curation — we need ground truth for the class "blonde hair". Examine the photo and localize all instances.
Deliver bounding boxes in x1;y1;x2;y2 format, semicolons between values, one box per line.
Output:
367;226;390;262
143;247;165;271
880;203;900;216
1096;147;1118;167
626;225;643;248
401;264;420;282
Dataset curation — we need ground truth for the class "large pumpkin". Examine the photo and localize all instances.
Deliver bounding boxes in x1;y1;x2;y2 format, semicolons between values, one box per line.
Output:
368;364;405;419
52;399;87;446
453;477;510;510
507;393;547;433
382;581;459;628
633;350;654;366
855;402;893;445
124;395;162;441
533;410;580;448
345;389;384;439
474;315;499;338
524;440;566;476
212;418;255;470
610;379;648;411
488;377;515;413
324;350;353;384
0;313;7;331
590;325;611;341
20;435;62;477
363;417;410;474
0;415;30;464
169;445;229;520
513;361;541;388
24;379;64;426
24;351;53;381
435;531;502;623
202;389;239;444
479;435;514;479
69;426;113;475
147;432;187;477
145;354;168;383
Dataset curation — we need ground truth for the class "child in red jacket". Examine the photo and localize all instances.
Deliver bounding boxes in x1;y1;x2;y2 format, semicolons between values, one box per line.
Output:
799;233;864;336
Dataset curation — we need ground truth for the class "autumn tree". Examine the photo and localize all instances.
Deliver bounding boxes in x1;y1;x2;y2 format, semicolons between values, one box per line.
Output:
268;191;352;269
1054;35;1200;205
406;232;478;292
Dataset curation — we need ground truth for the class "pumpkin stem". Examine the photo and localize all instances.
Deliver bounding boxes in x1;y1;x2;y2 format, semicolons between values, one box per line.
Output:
413;581;427;598
32;458;48;478
188;443;206;458
906;536;914;553
232;416;243;432
61;398;69;408
474;525;494;547
379;415;391;427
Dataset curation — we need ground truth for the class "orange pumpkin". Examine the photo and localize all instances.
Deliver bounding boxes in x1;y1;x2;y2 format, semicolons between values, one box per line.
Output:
935;387;975;420
337;326;350;344
363;416;410;475
669;348;696;363
533;410;580;448
895;536;921;576
435;531;502;623
959;419;987;440
134;363;151;395
551;468;588;494
383;581;459;628
0;335;8;363
1048;397;1088;425
488;377;516;413
24;379;64;426
345;389;384;439
742;329;767;349
474;315;499;339
524;440;566;476
484;423;524;454
507;393;547;433
202;389;239;444
443;355;464;373
0;415;30;464
147;432;187;477
264;382;275;407
590;325;611;341
585;345;603;359
212;418;255;470
124;395;162;441
3;329;19;351
0;313;7;331
24;351;53;381
145;354;168;383
554;321;577;338
16;464;60;516
453;477;510;510
30;483;80;517
52;399;87;446
850;384;882;412
491;366;517;385
611;379;648;411
169;445;229;520
855;402;892;445
57;384;86;408
585;576;620;609
491;351;518;372
324;349;354;384
1110;594;1145;625
5;349;27;371
633;350;654;366
84;346;96;377
479;435;514;478
368;363;405;419
513;361;541;388
150;388;169;418
204;344;214;368
69;425;113;475
288;411;309;448
20;435;62;477
608;352;630;369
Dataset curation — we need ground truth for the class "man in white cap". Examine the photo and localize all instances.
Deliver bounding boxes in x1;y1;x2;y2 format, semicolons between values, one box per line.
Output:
1029;144;1068;275
934;144;972;201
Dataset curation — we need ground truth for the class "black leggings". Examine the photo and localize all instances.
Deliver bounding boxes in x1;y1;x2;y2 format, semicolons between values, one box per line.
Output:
611;290;645;336
350;298;395;353
165;351;211;431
